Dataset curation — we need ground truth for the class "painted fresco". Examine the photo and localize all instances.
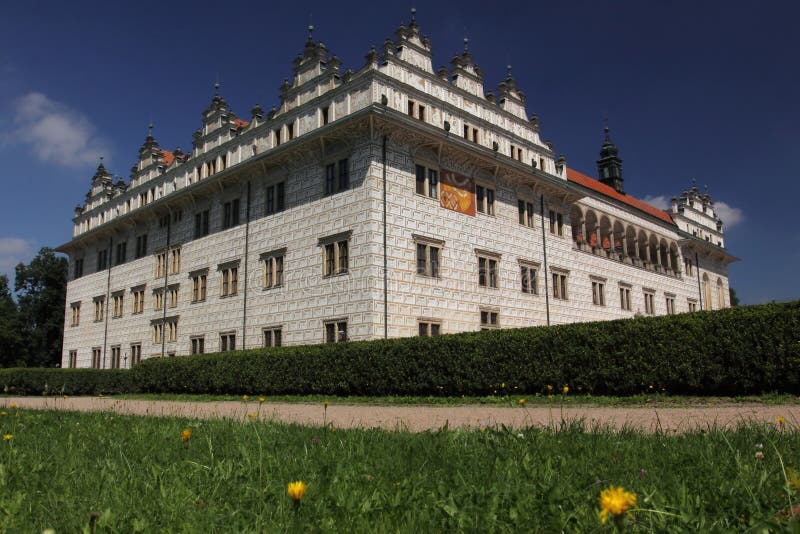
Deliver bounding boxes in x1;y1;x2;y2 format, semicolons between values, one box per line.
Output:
439;170;476;216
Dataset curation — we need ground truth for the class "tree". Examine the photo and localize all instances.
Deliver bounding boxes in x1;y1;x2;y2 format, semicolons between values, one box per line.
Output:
729;287;740;307
0;275;25;367
14;248;68;367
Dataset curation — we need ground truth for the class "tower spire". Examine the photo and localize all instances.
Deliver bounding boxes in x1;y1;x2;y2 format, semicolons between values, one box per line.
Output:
597;121;624;194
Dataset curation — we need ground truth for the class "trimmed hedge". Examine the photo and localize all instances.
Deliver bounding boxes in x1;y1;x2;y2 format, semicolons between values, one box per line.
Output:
2;302;798;397
0;368;136;396
129;301;800;397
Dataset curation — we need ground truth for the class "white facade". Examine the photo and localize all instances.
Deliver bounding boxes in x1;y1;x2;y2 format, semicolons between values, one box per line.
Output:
58;15;737;368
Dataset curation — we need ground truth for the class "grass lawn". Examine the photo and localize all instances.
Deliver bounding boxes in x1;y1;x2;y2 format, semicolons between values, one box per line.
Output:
1;408;798;532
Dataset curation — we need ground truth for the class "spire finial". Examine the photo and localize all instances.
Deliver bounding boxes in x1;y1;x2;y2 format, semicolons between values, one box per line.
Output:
410;6;416;21
308;24;314;40
99;155;104;163
506;64;513;78
463;37;469;51
147;122;153;137
214;80;219;95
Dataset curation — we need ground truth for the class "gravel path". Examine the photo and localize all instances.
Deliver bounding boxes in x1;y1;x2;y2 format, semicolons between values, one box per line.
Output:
4;397;798;433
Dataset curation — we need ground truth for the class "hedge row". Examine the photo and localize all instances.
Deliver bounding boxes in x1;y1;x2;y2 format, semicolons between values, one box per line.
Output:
2;301;798;397
0;368;135;396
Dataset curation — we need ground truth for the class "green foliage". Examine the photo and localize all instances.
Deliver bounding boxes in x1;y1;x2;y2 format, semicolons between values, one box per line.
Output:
130;301;800;397
0;275;25;367
2;410;798;531
0;368;135;396
13;247;68;367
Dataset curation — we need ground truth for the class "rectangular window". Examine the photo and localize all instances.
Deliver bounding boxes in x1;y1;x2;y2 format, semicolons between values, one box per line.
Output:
418;321;441;337
688;299;698;312
110;346;121;369
464;124;479;143
620;286;632;311
324;320;348;344
135;234;148;259
168;286;179;308
195;210;210;238
96;249;108;271
552;271;568;300
417;104;426;121
324;158;350;195
115;242;127;265
153;323;163;343
153;290;164;311
263;328;282;347
323;239;349;277
155;251;167;278
480;310;499;330
266;182;286;215
520;264;538;294
592;280;606;306
274;128;281;146
112;293;124;318
191;273;207;302
262;253;284;289
321;106;330;125
518;200;535;227
93;297;105;321
287;123;294;140
644;291;655;315
415;164;438;199
170;247;181;275
132;288;145;314
190;336;205;355
223;199;241;229
74;258;84;279
416;241;441;278
220;332;236;352
130;343;142;366
70;302;81;326
549;210;564;236
684;258;693;276
68;350;77;368
220;265;239;297
475;185;495;215
477;254;499;288
665;296;676;315
91;347;101;369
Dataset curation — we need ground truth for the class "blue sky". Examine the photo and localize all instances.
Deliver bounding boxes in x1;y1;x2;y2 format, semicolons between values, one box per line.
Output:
0;0;798;304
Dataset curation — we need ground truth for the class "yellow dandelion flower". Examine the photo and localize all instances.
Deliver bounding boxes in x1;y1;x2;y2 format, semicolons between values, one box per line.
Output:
599;485;637;524
0;411;6;417
501;383;505;389
324;399;329;408
181;428;191;442
546;384;553;392
562;385;569;395
10;403;17;409
518;398;526;406
242;395;249;402
3;434;12;441
258;396;266;404
287;481;307;502
776;416;786;425
247;413;258;421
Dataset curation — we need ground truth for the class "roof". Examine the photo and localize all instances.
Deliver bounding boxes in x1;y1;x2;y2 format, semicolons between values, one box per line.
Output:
566;168;675;225
234;118;250;129
158;149;175;166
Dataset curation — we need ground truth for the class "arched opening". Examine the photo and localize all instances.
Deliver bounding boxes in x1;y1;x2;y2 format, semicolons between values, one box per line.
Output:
585;210;598;248
570;205;584;245
613;220;625;256
703;273;712;310
599;215;612;251
625;226;637;260
659;239;669;270
716;278;726;308
637;230;649;263
648;234;659;269
669;242;680;273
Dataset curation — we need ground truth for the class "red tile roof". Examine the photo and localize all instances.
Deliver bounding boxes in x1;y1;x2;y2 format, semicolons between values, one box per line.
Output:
234;118;250;129
159;149;175;166
566;168;674;225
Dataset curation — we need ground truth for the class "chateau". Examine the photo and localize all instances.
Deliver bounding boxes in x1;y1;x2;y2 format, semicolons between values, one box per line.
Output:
58;11;737;368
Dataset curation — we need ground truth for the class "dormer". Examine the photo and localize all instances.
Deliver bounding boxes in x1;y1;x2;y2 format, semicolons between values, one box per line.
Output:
201;83;229;137
496;66;527;120
672;182;725;247
89;162;113;197
392;9;434;73
450;38;485;98
292;27;331;87
137;125;161;172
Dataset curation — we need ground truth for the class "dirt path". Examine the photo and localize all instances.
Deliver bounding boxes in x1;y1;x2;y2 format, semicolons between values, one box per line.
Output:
3;397;798;433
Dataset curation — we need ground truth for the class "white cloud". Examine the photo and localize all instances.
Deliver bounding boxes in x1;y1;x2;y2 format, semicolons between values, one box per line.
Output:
641;195;671;210
7;92;110;168
714;201;743;228
0;238;35;276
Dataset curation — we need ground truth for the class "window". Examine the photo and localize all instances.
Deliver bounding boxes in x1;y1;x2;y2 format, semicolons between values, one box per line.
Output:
93;296;105;322
477;253;499;288
520;263;538;294
130;343;142;366
321;106;330;125
220;332;236;352
323;239;349;277
263;327;282;347
665;295;676;315
153;323;163;343
112;293;124;318
415;239;441;278
168;286;179;308
91;347;101;369
170;247;181;274
68;350;77;368
132;287;145;314
220;263;239;297
266;182;286;215
195;210;210;238
592;280;606;306
552;271;568;300
153;290;164;311
463;123;479;143
191;272;207;302
620;285;632;311
287;123;294;140
110;345;121;369
115;242;127;265
476;185;495;215
324;158;350;195
644;291;655;315
325;320;348;343
549;210;564;236
135;234;148;259
415;164;439;199
70;302;80;327
223;199;241;229
274;128;281;147
74;258;84;279
155;251;167;278
96;248;108;271
191;336;205;355
688;299;698;313
220;154;227;172
418;321;441;337
518;200;535;227
480;310;499;330
261;252;285;289
684;257;694;277
510;144;523;161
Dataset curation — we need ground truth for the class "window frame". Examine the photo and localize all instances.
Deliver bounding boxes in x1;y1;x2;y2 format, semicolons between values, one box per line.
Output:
414;235;443;278
591;278;606;306
263;327;283;348
551;269;569;301
220;331;236;352
480;309;500;330
324;319;348;344
476;250;500;289
414;163;439;200
519;261;539;295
